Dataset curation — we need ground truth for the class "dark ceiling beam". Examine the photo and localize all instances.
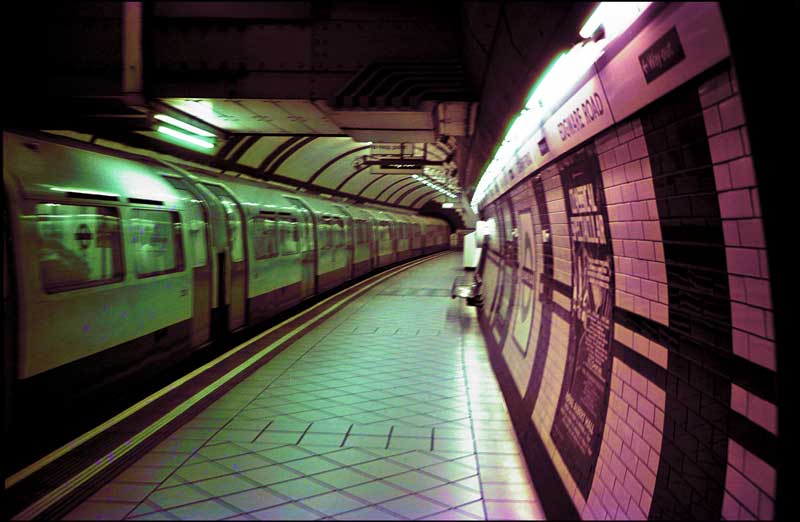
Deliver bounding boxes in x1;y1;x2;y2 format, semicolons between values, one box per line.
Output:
305;145;371;185
391;182;428;206
410;189;440;209
382;178;419;203
76;129;418;210
372;176;411;201
355;174;387;198
335;164;371;192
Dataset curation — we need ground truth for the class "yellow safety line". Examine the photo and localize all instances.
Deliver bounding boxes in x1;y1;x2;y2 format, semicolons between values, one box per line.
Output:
10;252;448;520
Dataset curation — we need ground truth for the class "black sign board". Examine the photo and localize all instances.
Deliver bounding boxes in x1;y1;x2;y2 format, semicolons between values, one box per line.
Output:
639;27;686;84
538;137;550;156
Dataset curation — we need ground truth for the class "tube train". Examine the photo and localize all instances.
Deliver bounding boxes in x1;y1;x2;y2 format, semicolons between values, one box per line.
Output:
2;130;450;421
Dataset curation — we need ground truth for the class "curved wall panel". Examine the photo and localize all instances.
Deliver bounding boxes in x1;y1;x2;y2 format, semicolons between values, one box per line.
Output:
477;58;778;521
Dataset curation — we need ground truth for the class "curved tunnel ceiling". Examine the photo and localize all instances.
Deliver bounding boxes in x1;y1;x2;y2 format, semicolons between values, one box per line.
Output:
137;97;462;210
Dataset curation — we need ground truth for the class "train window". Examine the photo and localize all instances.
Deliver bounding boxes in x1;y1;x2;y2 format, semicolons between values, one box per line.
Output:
204;185;244;262
383;222;392;243
252;214;278;259
130;209;184;278
318;219;331;249
35;203;124;293
333;218;345;247
160;177;207;268
355;220;368;244
279;217;299;255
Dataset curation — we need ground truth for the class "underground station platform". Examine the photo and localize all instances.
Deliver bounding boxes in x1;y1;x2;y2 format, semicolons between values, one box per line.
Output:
6;252;545;521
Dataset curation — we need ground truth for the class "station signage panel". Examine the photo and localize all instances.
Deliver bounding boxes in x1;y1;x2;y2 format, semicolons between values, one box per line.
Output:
541;74;614;161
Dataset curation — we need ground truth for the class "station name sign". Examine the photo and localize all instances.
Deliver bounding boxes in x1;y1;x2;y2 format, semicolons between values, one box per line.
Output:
557;92;605;142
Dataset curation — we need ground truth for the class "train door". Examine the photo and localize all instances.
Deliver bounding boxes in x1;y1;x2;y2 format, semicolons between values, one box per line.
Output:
3;190;18;433
203;184;247;331
285;197;317;299
335;205;355;280
162;176;212;347
366;216;378;270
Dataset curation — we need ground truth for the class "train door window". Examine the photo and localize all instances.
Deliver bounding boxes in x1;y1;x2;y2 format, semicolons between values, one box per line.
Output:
34;203;124;293
333;217;345;247
279;216;299;255
356;220;367;244
130;209;184;278
185;205;207;268
204;185;244;262
162;177;207;268
252;214;278;259
319;217;331;249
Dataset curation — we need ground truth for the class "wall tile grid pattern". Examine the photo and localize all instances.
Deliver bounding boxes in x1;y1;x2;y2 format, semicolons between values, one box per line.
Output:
700;68;778;521
600;119;670;327
582;359;666;520
530;167;571;439
476;64;778;521
63;254;545;521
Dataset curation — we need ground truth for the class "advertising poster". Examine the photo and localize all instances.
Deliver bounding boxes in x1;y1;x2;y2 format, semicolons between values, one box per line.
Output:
550;145;614;497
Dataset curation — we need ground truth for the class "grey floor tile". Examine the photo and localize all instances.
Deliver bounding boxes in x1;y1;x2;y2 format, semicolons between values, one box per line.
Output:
269;477;334;500
240;464;303;486
282;455;342;475
378;495;450;520
63;501;137;520
383;470;447;492
342;480;408;505
331;505;403;520
115;466;177;484
418;482;483;509
351;459;410;479
175;461;235;482
89;482;157;503
250;502;323;520
297;491;366;516
165;499;239;520
219;487;291;512
386;451;447;470
255;445;316;463
321;448;381;466
192;474;261;497
312;468;374;489
253;431;303;445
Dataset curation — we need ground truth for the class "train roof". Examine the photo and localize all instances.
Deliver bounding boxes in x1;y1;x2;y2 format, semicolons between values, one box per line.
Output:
4;131;184;208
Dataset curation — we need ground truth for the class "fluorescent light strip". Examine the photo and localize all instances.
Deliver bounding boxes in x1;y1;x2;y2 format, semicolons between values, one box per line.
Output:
580;2;651;40
471;1;651;211
157;125;215;149
412;174;457;198
154;114;216;138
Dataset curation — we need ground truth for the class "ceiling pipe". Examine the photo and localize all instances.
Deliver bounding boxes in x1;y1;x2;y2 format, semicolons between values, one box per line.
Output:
122;2;146;109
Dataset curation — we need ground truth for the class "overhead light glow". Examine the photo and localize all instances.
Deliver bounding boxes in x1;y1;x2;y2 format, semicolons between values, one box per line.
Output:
49;187;120;198
580;2;651;41
154;114;216;138
471;1;652;213
157;125;215;149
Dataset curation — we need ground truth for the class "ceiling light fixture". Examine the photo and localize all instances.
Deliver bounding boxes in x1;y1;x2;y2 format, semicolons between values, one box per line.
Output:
156;125;215;149
154;114;216;138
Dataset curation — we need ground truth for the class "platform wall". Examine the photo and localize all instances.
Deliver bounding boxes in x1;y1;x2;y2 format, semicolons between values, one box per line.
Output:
477;61;778;520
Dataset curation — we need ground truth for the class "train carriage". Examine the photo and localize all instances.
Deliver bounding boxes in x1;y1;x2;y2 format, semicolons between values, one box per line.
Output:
3;129;452;426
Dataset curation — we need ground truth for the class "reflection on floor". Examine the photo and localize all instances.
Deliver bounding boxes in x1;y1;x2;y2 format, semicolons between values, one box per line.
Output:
64;253;545;520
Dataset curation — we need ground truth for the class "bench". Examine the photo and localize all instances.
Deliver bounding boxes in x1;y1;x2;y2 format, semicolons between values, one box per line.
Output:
451;275;483;307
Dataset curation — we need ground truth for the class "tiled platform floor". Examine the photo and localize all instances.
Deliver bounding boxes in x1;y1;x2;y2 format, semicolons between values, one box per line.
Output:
64;253;545;520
